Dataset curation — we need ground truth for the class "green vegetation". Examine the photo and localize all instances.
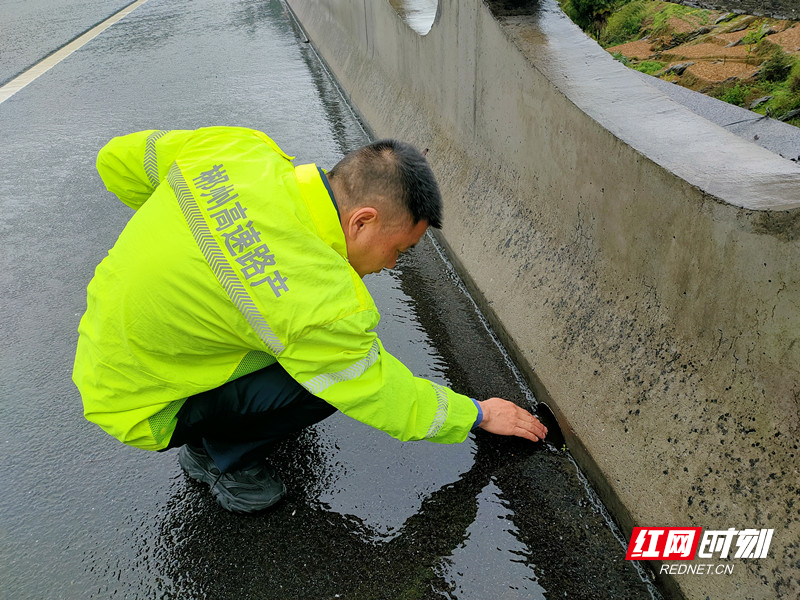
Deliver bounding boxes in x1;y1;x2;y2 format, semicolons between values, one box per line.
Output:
633;60;666;74
600;0;648;46
789;61;800;92
719;83;748;106
558;0;800;127
708;49;800;124
610;52;665;75
646;2;710;38
559;0;616;35
752;38;780;58
740;26;768;46
560;0;711;47
610;50;630;65
560;0;618;37
760;46;794;82
769;85;800;117
750;47;800;123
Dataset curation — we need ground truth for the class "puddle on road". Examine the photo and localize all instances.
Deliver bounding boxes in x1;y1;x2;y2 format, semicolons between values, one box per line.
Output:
135;235;661;599
437;478;548;599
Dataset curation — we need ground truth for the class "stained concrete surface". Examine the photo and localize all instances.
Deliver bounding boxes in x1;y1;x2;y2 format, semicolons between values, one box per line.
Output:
1;0;659;598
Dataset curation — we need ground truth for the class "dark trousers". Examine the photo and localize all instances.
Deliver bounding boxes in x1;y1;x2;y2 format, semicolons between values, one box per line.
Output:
167;362;337;472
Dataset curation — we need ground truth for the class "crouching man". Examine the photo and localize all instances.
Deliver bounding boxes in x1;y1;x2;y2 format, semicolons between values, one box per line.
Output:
73;127;546;513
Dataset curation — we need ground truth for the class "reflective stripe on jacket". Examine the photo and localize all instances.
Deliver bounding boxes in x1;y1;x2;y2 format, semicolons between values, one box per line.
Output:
73;127;477;450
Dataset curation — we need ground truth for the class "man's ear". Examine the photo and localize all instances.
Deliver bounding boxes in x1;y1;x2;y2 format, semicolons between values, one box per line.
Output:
346;206;379;239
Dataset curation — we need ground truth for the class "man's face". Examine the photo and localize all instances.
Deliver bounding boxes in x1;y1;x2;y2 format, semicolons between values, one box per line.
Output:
347;215;428;278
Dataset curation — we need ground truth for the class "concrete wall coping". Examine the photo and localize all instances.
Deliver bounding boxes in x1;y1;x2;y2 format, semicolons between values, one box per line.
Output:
487;1;800;211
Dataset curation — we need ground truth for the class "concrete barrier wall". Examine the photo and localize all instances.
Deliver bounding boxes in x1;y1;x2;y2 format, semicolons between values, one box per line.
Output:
285;1;800;598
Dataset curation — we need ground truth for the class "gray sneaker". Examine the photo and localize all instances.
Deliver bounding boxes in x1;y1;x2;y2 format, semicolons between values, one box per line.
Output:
178;444;286;514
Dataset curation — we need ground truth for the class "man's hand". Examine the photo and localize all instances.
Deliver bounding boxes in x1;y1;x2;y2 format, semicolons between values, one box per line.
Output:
477;397;548;442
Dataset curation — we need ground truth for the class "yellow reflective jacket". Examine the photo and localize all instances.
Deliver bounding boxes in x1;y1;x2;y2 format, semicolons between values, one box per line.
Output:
73;127;477;450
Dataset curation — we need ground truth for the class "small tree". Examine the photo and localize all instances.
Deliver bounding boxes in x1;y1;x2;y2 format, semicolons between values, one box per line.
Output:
761;47;793;82
563;0;621;36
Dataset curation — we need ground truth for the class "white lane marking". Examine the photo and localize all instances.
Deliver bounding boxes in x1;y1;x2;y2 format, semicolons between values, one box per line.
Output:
0;0;151;104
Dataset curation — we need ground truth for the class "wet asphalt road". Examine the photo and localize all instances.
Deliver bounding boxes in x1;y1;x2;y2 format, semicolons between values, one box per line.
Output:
0;0;132;85
0;1;660;598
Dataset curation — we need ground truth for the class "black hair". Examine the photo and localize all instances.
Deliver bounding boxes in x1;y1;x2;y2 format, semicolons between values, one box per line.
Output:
328;139;443;229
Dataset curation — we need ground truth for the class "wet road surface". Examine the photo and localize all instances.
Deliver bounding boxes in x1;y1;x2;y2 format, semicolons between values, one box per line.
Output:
0;0;132;85
1;1;661;598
